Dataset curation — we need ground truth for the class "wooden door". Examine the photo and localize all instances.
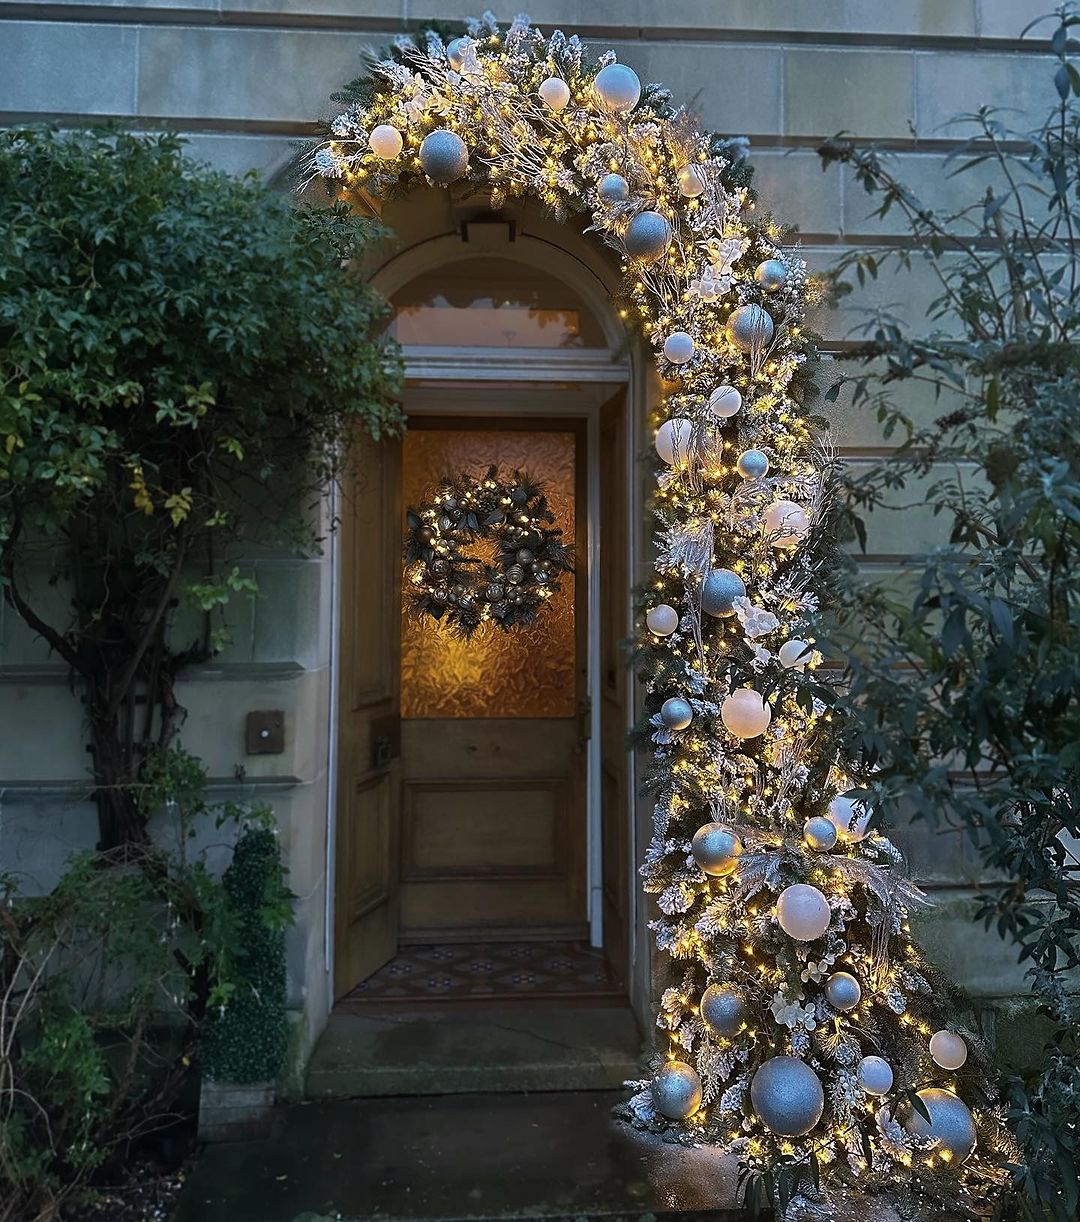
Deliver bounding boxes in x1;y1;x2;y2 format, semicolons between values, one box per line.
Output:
398;419;588;942
334;431;402;999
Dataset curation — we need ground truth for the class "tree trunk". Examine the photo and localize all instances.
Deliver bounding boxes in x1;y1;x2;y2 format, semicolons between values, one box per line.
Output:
88;709;148;851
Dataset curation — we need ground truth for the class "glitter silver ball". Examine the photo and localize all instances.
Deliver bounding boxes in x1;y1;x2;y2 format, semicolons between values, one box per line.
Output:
755;258;788;292
727;303;775;351
824;971;862;1012
593;63;642;113
600;173;630;202
856;1055;894;1096
691;823;742;877
803;815;838;852
624;210;672;262
736;449;770;480
700;567;746;617
700;985;746;1038
660;696;693;730
750;1056;825;1137
419;129;469;184
903;1088;977;1165
651;1061;702;1120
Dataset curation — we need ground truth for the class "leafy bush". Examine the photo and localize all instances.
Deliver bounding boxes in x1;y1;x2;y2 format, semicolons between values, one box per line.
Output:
817;7;1080;1218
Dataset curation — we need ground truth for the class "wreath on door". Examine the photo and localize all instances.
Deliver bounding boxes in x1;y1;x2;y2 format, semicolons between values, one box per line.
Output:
404;466;574;637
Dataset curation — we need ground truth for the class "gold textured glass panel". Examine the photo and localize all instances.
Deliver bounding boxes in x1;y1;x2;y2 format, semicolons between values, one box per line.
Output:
401;428;576;719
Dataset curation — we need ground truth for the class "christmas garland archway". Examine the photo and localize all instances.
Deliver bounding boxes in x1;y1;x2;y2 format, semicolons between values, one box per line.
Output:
309;12;1015;1210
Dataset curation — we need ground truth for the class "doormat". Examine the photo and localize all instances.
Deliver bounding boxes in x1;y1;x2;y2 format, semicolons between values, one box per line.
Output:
337;941;623;1006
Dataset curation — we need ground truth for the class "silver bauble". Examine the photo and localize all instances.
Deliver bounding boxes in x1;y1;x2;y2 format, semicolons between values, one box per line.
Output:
446;37;470;70
691;823;742;877
700;985;746;1038
646;604;679;636
903;1088;977;1165
651;1061;702;1120
803;815;838;852
750;1056;825;1137
676;163;707;197
736;449;769;480
593;63;642;113
599;173;629;202
929;1030;968;1070
662;331;695;365
727;303;774;351
856;1055;894;1096
825;971;862;1012
624;211;672;262
700;568;746;617
419;129;469;184
755;258;788;292
660;696;693;731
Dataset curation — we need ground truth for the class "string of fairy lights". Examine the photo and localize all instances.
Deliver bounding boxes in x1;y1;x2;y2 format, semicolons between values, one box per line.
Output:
309;12;1018;1209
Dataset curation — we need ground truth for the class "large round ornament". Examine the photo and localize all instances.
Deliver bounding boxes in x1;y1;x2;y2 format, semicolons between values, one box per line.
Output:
929;1030;968;1071
368;124;403;159
700;985;746;1037
763;499;809;549
446;36;470;69
903;1088;977;1165
419;129;469;184
700;568;746;617
736;449;769;480
803;815;838;852
646;604;679;636
691;823;743;877
624;210;672;261
599;172;629;202
721;688;771;739
708;385;742;419
538;76;571;111
662;331;695;365
778;638;813;671
593;63;642;113
750;1057;825;1137
654;417;695;466
677;163;707;197
827;793;872;843
755;258;788;292
857;1056;894;1096
660;696;693;731
776;883;831;941
727;304;774;351
825;971;862;1012
652;1061;702;1120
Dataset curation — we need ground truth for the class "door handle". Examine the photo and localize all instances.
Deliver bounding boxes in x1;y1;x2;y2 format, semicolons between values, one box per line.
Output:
576;696;592;753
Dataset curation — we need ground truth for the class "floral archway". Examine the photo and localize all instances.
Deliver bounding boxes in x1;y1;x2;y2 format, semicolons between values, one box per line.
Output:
309;12;1013;1211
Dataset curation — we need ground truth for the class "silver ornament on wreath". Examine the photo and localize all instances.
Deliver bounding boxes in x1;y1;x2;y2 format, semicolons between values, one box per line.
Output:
824;971;861;1012
700;568;746;617
902;1088;977;1165
600;173;629;202
419;129;469;184
727;303;774;351
624;210;672;261
651;1060;702;1120
754;258;788;292
750;1056;825;1136
700;984;746;1038
660;696;694;730
691;823;742;877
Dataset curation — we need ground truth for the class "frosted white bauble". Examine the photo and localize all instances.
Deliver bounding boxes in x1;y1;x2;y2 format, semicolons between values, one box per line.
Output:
662;331;695;365
763;499;809;549
776;883;831;941
446;37;470;70
646;604;679;636
593;63;642;113
857;1055;894;1096
660;696;693;731
599;173;629;202
825;971;862;1012
721;688;772;739
368;124;403;159
778;639;813;671
803;815;838;852
827;793;872;843
538;76;571;111
708;384;742;419
677;163;707;197
691;823;743;877
654;417;695;466
929;1030;968;1071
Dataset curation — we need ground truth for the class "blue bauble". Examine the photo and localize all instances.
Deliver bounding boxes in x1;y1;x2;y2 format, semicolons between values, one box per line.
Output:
750;1056;825;1137
419;129;469;184
736;449;769;480
727;303;774;351
624;211;672;262
700;568;746;618
599;173;629;202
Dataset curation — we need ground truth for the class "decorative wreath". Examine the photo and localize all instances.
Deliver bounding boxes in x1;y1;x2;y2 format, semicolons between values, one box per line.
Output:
404;467;574;637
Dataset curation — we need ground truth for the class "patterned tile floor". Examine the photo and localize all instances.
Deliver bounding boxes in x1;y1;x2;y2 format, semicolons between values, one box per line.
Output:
337;940;623;1006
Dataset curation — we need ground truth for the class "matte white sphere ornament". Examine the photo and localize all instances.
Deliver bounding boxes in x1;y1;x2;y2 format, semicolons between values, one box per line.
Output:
646;604;679;636
599;172;629;202
700;568;746;617
624;210;672;261
691;823;743;877
446;36;470;70
825;971;862;1012
763;499;809;549
776;883;831;941
660;696;694;731
708;384;743;419
827;793;872;843
803;815;838;852
654;417;695;466
662;331;695;365
677;163;707;197
419;129;469;184
929;1030;969;1071
368;124;403;159
750;1056;825;1137
727;303;775;351
721;688;772;739
755;258;788;292
652;1061;703;1120
700;985;746;1037
593;62;642;113
736;449;769;480
538;76;571;111
857;1055;894;1097
778;638;813;671
903;1088;977;1165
